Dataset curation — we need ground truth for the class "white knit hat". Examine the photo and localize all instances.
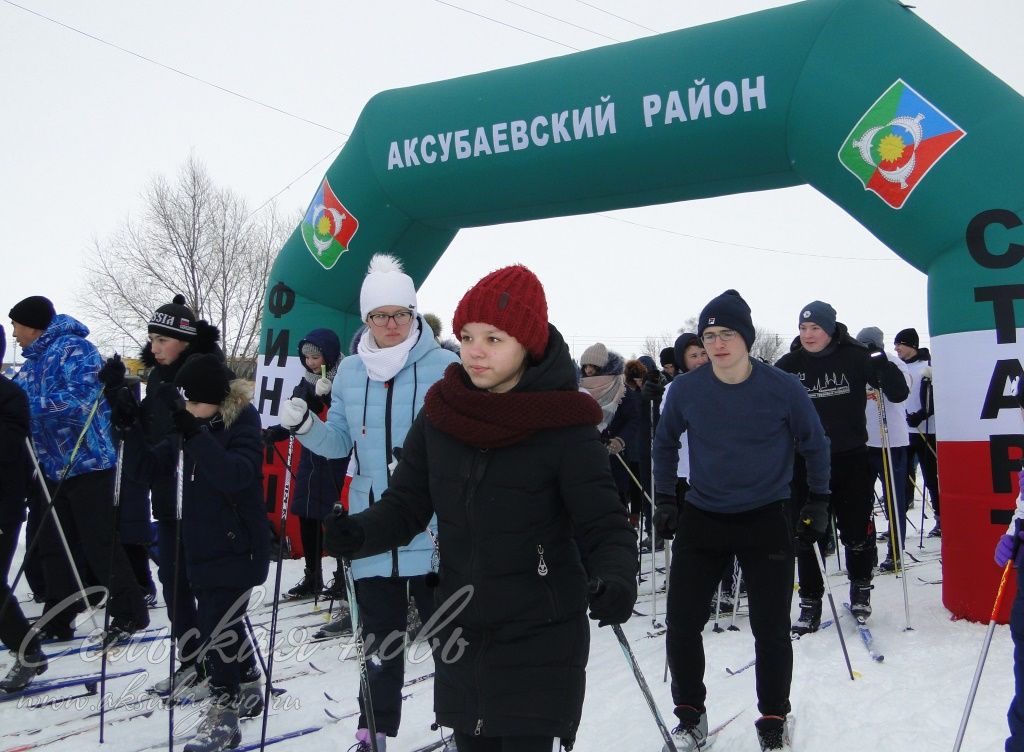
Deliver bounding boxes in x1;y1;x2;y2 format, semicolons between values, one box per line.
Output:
359;253;417;321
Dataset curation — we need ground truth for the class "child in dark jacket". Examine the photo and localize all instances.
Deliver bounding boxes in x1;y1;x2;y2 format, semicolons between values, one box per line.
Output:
280;328;348;600
143;354;270;752
324;265;638;751
0;324;47;692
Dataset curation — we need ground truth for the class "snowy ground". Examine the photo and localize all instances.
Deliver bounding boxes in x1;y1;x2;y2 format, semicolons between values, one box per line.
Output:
0;507;1013;752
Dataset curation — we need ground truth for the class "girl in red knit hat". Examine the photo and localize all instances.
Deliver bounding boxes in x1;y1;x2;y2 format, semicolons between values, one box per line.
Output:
323;264;638;751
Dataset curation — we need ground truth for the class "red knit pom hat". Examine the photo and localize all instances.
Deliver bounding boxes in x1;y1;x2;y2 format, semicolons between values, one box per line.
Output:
452;265;549;359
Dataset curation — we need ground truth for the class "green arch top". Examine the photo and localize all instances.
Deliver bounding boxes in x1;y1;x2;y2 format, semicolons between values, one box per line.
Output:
263;0;1024;347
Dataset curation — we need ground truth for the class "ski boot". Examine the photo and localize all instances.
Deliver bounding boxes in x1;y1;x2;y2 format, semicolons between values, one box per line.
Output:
640;536;665;554
151;660;205;699
878;554;901;573
285;567;322;599
183;688;241;752
755;715;786;751
790;597;821;636
850;580;873;619
0;644;47;692
928;520;942;538
237;666;264;719
98;617;145;654
350;728;388;752
313;606;353;640
664;705;709;751
321;572;346;601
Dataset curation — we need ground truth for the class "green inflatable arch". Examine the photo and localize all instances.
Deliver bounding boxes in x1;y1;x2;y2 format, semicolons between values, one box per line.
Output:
258;0;1024;622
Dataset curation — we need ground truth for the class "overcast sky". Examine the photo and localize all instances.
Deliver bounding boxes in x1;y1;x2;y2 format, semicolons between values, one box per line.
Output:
2;0;1021;360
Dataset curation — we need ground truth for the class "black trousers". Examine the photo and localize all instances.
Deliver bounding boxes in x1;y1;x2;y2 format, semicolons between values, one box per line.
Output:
452;732;555;751
905;433;940;517
37;469;148;630
666;500;794;718
792;450;876;597
193;586;258;696
355;575;437;736
156;520;202;662
0;521;37;654
298;516;323;575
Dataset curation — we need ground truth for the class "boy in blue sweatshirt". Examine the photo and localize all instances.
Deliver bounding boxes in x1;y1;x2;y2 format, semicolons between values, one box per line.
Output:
652;290;830;752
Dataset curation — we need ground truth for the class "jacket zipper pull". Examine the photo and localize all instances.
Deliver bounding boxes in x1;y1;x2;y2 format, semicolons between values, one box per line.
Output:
474;719;483;736
537;545;548;577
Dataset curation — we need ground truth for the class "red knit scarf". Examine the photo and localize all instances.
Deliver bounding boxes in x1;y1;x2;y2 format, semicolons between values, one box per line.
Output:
424;364;603;449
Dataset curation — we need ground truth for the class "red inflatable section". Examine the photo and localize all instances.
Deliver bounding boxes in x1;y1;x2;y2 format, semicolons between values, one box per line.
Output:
262;437;305;559
262;436;351;560
941;439;1022;624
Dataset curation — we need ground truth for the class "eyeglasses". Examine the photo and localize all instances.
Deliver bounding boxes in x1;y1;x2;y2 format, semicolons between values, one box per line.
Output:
367;310;413;327
701;329;738;344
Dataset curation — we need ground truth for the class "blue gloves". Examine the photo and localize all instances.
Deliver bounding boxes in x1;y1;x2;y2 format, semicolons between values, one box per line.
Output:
995;520;1024;567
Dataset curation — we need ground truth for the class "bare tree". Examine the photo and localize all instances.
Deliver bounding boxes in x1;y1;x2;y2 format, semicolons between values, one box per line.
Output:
751;327;786;363
642;334;675;360
80;156;293;359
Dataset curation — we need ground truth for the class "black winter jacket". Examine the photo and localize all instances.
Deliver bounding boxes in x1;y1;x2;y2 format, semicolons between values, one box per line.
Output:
132;331;224;520
0;377;30;526
349;330;637;741
775;322;909;454
128;381;270;590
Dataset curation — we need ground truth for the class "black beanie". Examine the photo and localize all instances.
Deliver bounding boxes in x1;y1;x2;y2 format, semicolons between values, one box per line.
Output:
659;347;677;368
9;296;55;331
894;328;920;350
149;295;198;341
698;290;755;350
174;353;231;405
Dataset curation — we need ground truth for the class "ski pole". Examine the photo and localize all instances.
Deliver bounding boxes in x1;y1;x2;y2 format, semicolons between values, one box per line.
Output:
0;397;104;634
99;439;126;744
612;453;659;627
259;432;296;752
728;559;741;632
712;583;724;633
167;436;184;752
876;389;912;631
340;548;380;752
952;561;1014;752
243;615;283;698
811;542;856;681
590;578;677;751
663;543;671;684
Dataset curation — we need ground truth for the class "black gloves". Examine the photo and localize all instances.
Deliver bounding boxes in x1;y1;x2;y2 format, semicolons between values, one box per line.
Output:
262;425;290;446
640;377;664;401
324;509;366;558
587;576;637;627
98;355;127;390
156;383;186;414
172;409;202;440
866;350;887;389
109;387;140;432
652;493;679;540
796;492;830;544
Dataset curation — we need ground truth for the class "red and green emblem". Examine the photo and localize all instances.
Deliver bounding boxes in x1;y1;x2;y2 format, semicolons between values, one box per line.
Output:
839;79;965;209
301;178;358;270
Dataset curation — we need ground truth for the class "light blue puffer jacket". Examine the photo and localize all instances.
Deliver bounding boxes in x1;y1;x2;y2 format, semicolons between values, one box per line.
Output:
298;319;458;579
14;314;115;481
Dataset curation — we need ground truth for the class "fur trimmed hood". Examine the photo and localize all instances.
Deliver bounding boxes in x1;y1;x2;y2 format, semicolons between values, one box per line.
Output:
220;379;255;428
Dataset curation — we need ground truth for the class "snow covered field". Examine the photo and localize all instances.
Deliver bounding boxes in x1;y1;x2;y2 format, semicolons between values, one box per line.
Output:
0;518;1012;752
